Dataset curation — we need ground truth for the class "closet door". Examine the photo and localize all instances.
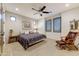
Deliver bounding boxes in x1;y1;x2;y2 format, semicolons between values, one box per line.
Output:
0;3;4;55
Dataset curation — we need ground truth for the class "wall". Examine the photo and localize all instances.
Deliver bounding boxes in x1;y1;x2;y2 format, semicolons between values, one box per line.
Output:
0;11;1;33
61;7;79;35
38;7;79;40
4;11;35;43
38;18;45;34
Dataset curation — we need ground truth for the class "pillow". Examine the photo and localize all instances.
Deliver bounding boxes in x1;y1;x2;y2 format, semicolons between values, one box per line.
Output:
25;31;29;34
29;31;34;34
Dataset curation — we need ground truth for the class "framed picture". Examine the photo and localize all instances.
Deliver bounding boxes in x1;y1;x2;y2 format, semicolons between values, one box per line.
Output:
70;20;78;30
53;17;61;33
22;21;31;30
45;20;52;32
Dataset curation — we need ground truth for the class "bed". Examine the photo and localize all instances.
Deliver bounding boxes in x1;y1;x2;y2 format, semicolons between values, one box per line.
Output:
18;33;46;50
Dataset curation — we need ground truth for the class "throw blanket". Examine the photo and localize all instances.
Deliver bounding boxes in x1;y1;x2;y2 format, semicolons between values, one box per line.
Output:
18;33;46;49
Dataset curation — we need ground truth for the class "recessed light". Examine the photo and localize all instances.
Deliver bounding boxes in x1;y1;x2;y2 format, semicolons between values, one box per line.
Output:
65;4;70;7
16;8;19;11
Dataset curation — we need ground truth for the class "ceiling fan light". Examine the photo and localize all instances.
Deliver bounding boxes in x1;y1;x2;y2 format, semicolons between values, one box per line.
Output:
40;14;42;16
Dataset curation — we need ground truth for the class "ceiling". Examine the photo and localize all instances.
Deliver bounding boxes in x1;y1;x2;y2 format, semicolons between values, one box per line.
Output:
3;3;79;19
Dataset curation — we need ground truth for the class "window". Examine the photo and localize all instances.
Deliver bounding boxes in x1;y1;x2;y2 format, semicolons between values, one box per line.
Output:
45;20;52;32
10;16;16;21
0;14;1;20
53;17;61;33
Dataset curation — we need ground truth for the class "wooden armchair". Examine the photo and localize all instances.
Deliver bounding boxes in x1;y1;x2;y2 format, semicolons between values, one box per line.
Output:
56;31;78;50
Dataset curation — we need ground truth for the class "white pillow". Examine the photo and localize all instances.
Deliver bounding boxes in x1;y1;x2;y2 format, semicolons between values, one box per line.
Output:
25;31;29;34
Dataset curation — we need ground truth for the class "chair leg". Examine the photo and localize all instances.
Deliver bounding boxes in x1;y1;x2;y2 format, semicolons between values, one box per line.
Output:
65;44;78;51
74;46;78;50
56;43;59;46
60;45;66;50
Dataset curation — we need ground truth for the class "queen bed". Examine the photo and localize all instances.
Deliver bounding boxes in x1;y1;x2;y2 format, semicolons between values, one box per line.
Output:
18;33;46;50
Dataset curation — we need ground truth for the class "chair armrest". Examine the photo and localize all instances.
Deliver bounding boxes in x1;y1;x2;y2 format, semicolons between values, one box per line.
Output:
65;39;74;44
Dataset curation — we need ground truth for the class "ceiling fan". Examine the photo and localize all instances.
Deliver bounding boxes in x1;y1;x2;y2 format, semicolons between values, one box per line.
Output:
32;6;52;16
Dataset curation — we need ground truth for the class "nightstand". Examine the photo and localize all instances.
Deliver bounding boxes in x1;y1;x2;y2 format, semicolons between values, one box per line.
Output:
8;35;19;43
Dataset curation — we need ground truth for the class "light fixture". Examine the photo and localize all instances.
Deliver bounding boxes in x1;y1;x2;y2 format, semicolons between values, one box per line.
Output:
15;8;19;11
65;4;70;7
10;16;16;21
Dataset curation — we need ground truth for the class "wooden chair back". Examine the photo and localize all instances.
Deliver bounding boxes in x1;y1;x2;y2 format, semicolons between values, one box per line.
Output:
65;31;77;44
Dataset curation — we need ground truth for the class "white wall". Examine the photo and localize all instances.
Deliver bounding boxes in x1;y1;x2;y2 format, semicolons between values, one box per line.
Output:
4;11;35;43
38;7;79;40
38;18;45;34
61;7;79;35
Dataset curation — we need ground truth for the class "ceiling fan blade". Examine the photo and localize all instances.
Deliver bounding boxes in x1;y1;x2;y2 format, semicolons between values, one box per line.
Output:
42;11;52;13
40;6;46;11
32;8;39;11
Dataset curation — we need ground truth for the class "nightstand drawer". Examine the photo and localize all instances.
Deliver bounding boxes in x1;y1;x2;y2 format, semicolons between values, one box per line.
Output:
8;35;19;43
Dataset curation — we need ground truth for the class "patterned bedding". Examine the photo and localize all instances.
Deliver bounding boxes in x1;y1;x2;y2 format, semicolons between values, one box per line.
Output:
18;33;46;49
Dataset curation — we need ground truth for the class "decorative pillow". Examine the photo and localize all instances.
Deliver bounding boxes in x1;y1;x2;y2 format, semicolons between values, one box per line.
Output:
25;31;29;34
29;31;34;34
